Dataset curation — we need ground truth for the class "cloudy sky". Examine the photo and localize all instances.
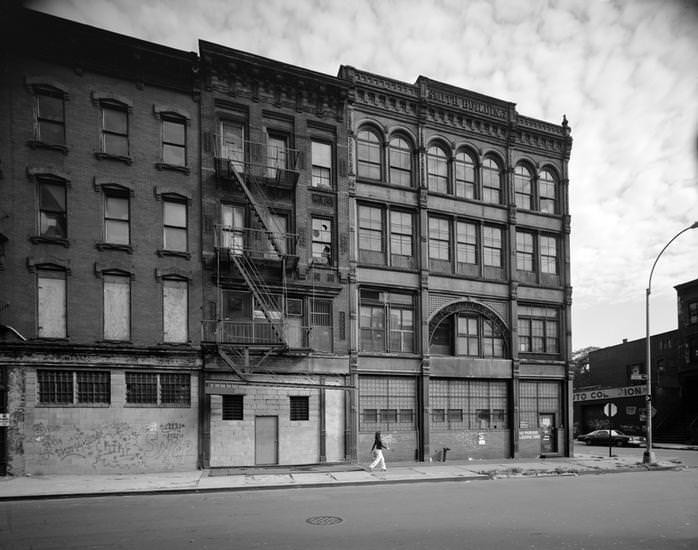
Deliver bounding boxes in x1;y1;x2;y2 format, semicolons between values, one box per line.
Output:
29;0;698;351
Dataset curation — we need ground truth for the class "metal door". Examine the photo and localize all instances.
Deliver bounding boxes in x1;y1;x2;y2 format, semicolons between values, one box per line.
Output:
539;413;557;453
255;416;278;465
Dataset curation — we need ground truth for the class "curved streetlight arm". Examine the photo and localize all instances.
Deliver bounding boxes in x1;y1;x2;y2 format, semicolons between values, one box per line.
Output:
644;220;698;465
647;221;698;294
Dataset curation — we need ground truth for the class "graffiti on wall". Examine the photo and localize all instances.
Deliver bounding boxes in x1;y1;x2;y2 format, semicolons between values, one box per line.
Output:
32;421;193;469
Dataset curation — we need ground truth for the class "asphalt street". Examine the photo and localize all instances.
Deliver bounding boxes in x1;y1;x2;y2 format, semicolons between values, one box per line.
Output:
1;468;696;550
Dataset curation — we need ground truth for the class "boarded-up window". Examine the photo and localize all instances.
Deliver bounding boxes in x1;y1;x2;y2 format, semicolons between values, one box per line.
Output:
37;269;66;338
163;279;188;343
103;274;130;340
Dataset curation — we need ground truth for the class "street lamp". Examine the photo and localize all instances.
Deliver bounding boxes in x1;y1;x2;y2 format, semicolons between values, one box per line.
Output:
644;221;698;464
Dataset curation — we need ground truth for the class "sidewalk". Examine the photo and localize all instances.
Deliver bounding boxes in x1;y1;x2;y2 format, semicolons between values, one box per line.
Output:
1;444;694;501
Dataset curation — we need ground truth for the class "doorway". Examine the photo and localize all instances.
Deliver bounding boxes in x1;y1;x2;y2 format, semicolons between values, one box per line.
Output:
539;413;557;453
255;416;278;465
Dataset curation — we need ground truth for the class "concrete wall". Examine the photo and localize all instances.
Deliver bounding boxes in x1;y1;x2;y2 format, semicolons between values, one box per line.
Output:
429;430;510;461
209;377;346;467
18;369;198;475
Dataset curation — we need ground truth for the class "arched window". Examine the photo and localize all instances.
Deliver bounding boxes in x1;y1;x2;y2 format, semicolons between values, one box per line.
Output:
539;169;557;214
357;128;381;180
430;312;506;358
427;144;448;194
514;165;533;210
389;135;412;187
482;158;502;204
455;150;476;199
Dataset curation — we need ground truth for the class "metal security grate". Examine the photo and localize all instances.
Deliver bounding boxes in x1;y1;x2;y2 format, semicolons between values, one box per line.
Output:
38;370;73;403
77;371;110;403
222;394;243;420
161;373;190;406
290;396;309;421
126;372;158;404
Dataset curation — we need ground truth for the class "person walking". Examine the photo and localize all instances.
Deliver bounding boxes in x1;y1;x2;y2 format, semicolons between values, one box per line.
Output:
369;431;388;471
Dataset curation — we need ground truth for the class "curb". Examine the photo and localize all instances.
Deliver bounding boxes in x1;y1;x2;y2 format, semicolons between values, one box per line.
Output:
0;465;685;502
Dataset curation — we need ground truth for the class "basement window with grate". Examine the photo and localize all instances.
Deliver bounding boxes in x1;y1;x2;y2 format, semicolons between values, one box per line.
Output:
290;396;309;421
222;395;243;420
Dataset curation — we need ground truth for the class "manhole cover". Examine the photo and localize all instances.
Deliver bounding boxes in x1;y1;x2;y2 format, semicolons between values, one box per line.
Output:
306;516;343;526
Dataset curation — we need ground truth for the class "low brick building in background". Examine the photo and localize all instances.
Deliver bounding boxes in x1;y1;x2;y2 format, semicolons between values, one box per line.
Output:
574;278;698;444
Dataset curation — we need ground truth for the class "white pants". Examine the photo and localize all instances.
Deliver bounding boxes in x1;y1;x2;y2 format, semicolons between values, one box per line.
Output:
370;449;386;470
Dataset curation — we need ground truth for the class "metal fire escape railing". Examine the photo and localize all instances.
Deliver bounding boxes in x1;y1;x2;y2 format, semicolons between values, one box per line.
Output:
208;138;304;359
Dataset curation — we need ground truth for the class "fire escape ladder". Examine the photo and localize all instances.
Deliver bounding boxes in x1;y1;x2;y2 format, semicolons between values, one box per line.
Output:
228;251;287;347
228;163;287;259
218;347;249;381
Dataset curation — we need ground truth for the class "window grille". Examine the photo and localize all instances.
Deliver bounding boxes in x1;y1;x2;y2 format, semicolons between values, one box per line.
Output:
38;370;110;405
429;379;509;430
290;396;309;421
359;376;416;431
161;373;190;405
126;372;157;404
222;395;244;420
519;381;560;429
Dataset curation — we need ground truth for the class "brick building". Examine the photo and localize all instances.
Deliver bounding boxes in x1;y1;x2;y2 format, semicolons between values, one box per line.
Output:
0;9;201;475
574;278;698;444
196;42;353;467
339;68;574;461
1;8;574;476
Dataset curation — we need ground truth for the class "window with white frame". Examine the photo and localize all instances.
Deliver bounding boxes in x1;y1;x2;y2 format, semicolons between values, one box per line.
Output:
456;221;477;266
431;314;505;358
220;203;245;254
163;278;188;343
103;273;130;341
37;268;67;338
483;226;503;267
311;140;332;188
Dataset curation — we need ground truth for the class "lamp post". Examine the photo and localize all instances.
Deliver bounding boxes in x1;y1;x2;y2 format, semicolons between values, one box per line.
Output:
644;221;698;464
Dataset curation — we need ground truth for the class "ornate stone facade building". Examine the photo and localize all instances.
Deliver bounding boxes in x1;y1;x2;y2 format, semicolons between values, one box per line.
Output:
0;8;573;475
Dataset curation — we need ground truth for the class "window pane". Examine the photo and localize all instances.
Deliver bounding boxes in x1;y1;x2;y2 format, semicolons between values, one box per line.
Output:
104;133;129;156
103;107;127;133
312;141;331;168
163;119;185;145
38;370;73;403
104;274;130;340
77;371;110;404
126;372;158;404
163;143;186;166
164;279;188;343
105;220;129;245
39;121;65;145
164;227;187;251
37;93;64;121
164;202;186;227
38;272;66;338
161;373;190;405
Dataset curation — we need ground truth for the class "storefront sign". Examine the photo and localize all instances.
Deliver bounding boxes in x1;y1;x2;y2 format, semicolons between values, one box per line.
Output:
573;385;647;402
205;381;243;395
519;430;541;440
0;413;9;427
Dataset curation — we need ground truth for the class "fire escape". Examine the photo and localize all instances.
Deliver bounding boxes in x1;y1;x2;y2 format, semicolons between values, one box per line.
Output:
204;136;309;379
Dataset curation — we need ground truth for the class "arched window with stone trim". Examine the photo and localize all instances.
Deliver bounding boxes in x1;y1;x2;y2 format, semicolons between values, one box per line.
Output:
454;149;476;199
481;156;503;204
538;168;558;214
429;301;509;358
514;164;533;210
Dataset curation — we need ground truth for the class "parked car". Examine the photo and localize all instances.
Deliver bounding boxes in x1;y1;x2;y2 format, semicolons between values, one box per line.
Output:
577;429;646;447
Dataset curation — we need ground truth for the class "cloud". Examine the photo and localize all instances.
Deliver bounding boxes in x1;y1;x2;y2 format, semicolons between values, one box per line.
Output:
26;0;698;348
